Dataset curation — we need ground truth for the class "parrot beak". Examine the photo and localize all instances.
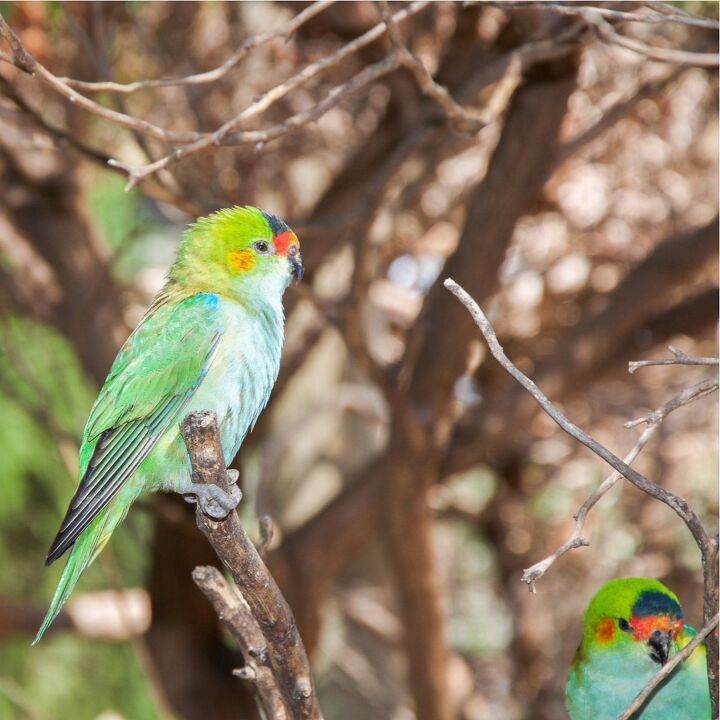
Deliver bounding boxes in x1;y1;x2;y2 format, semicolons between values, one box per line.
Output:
288;247;304;283
648;628;672;665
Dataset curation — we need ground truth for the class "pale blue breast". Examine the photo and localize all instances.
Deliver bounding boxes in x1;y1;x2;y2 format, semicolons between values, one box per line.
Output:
198;296;284;462
149;295;284;492
566;643;710;719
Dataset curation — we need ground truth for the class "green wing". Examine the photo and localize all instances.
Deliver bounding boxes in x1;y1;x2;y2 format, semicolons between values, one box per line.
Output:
46;293;223;563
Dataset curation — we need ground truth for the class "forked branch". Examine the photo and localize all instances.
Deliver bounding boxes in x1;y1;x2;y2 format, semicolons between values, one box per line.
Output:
521;378;718;591
181;411;321;720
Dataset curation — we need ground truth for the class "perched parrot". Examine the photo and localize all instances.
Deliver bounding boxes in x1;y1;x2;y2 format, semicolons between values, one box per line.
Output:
35;206;302;643
565;577;710;719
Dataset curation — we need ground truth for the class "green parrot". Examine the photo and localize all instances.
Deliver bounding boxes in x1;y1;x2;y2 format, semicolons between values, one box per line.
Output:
35;206;303;643
565;577;710;719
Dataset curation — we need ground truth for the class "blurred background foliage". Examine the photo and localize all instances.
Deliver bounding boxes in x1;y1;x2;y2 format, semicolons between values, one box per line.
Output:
0;2;717;719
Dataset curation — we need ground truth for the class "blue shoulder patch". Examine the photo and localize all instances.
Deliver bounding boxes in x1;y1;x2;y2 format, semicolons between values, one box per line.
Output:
195;292;220;309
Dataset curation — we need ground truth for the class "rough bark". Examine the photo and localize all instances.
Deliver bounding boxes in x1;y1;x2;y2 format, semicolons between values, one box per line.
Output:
181;411;320;720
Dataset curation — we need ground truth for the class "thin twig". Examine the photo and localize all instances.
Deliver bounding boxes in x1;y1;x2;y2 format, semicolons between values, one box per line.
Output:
522;378;718;590
445;278;718;711
114;51;402;189
59;1;334;93
443;278;712;556
486;1;720;30
181;411;320;720
0;1;429;164
0;13;197;143
624;378;719;428
629;345;720;374
379;1;485;133
0;76;204;216
584;10;719;67
617;614;719;720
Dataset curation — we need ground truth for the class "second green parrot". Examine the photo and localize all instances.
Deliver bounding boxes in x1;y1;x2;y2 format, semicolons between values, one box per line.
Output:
35;206;302;643
565;577;710;719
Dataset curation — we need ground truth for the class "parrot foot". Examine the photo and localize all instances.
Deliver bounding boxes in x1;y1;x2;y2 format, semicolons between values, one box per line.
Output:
184;480;241;519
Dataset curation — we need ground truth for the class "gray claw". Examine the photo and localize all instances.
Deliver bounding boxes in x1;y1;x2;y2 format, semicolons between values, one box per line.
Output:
184;482;242;519
226;469;240;485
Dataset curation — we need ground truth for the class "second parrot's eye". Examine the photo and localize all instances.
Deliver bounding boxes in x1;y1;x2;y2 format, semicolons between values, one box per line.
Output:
253;240;272;254
618;618;631;632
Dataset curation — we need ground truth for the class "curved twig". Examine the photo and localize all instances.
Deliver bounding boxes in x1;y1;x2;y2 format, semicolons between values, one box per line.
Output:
522;379;718;591
629;345;720;374
59;1;334;94
444;278;711;554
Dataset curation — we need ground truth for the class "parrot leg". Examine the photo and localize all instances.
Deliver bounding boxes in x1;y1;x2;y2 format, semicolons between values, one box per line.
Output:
183;473;242;519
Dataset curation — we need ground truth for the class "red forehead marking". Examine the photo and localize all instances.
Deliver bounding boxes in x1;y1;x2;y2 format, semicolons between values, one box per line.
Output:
629;615;682;641
274;230;299;256
597;617;615;643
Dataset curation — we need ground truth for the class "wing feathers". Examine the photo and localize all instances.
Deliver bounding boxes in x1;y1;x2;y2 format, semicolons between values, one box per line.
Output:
46;302;223;565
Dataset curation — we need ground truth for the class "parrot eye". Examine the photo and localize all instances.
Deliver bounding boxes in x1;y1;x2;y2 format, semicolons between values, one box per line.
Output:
618;618;631;632
253;240;272;254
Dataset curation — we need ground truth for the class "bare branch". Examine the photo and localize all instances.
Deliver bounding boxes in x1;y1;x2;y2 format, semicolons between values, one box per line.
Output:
445;278;718;709
522;378;718;591
0;76;205;216
181;411;320;720
59;1;334;94
585;10;719;67
0;1;430;163
443;278;712;555
115;51;402;189
617;614;719;720
379;1;486;133
0;13;198;143
192;566;288;720
487;1;720;30
625;378;719;428
629;345;720;374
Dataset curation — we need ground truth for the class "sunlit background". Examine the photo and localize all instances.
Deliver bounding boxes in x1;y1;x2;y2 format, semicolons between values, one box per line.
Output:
0;2;717;719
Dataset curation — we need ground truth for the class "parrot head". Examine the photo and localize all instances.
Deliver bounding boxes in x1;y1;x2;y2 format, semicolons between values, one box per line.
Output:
169;206;303;300
579;577;684;666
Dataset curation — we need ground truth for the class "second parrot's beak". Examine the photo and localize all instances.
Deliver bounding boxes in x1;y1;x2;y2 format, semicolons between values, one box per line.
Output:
648;628;672;665
288;247;304;283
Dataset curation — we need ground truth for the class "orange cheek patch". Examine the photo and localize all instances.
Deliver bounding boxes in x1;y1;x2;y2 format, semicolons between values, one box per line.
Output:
274;230;299;256
597;618;615;643
228;249;255;272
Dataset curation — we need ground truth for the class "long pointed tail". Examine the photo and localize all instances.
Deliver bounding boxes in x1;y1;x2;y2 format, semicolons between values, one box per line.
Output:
34;500;122;644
